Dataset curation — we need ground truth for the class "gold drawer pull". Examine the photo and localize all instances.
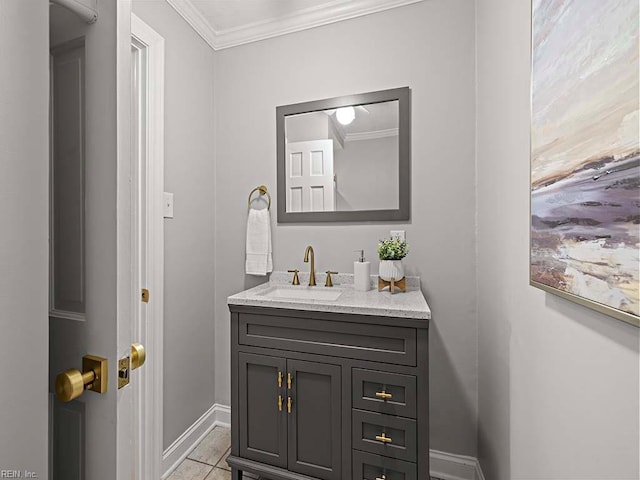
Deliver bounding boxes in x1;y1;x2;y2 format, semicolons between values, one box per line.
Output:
278;371;283;388
375;433;392;444
287;372;292;390
287;396;292;413
278;395;283;412
375;391;392;400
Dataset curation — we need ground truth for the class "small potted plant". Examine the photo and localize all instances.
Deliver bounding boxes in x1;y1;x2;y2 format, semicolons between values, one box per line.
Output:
377;237;409;282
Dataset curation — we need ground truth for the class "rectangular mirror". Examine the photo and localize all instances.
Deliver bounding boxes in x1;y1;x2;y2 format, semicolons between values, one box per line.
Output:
277;87;410;223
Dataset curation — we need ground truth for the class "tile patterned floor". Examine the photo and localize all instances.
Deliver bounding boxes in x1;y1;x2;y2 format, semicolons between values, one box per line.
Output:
169;425;444;480
167;426;233;480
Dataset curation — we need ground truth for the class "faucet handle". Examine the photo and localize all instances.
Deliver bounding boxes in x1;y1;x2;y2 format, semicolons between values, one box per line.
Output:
325;271;338;287
287;269;300;285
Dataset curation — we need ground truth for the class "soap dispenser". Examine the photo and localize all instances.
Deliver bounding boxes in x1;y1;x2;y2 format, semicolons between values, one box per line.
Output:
353;250;371;292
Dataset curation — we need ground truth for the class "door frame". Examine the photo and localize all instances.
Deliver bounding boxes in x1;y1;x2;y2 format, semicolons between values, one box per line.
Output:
117;1;135;478
130;13;165;480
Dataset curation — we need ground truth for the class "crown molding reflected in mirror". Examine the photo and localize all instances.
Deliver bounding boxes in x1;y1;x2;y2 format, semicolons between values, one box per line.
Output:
276;87;411;223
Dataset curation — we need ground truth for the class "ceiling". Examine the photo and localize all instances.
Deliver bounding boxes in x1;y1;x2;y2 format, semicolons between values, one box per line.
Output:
166;0;424;50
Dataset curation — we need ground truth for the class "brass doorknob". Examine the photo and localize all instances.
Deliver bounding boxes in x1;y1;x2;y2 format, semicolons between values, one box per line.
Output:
55;369;95;403
55;355;108;403
131;343;146;370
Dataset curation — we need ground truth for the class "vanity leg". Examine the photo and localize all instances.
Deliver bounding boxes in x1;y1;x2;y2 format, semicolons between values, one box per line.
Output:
231;468;243;480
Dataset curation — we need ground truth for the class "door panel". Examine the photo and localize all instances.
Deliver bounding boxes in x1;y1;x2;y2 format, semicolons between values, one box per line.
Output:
51;38;86;320
52;399;85;480
285;140;335;212
288;359;341;480
239;353;287;468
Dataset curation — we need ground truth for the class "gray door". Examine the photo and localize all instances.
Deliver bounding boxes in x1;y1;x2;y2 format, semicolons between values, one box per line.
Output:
238;353;287;468
287;359;341;480
48;1;133;478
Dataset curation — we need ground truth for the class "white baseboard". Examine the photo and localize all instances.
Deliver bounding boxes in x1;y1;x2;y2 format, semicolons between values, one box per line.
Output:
161;404;485;480
212;403;231;427
430;449;485;480
161;403;229;479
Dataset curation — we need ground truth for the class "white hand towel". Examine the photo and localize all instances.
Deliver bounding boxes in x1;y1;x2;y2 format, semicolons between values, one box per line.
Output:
245;208;273;276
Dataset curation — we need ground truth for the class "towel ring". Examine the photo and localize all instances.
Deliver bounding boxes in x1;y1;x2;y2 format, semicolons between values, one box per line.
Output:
248;185;271;210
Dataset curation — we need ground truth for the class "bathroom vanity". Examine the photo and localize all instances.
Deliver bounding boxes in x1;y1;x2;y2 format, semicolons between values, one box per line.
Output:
227;275;430;480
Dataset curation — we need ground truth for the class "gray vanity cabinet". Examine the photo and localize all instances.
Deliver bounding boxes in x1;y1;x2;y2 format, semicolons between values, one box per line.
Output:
228;304;429;480
238;352;342;479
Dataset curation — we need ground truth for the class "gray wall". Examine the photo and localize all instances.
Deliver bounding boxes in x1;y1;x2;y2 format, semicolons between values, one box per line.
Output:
132;0;217;451
286;112;329;142
214;0;478;456
335;135;399;211
476;0;640;478
0;1;49;477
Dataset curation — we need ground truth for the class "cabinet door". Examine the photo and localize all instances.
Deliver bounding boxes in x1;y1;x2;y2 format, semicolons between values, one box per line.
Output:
238;353;287;468
287;359;341;480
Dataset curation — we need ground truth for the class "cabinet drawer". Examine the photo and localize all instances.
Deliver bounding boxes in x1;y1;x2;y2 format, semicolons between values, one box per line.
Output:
353;450;417;480
239;313;417;365
353;369;417;418
352;410;417;462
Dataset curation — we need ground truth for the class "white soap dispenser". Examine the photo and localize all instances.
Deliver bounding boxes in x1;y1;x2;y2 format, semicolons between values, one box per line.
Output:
353;250;371;292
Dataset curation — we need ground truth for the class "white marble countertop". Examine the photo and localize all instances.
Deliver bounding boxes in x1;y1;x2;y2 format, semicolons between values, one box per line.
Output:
227;272;431;320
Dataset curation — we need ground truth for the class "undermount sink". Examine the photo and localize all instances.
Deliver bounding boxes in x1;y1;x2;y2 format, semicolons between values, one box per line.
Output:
259;285;344;302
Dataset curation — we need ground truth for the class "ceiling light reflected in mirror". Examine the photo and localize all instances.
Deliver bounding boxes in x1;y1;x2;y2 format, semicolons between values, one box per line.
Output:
336;106;355;125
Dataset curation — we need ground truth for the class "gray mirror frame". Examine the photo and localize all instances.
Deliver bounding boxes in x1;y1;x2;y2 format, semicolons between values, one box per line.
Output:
276;87;411;223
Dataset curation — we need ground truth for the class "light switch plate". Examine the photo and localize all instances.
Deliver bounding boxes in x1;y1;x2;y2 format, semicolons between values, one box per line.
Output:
164;192;174;218
390;230;406;242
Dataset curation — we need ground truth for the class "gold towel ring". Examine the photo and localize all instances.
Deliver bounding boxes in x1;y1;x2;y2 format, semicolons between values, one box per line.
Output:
247;185;271;210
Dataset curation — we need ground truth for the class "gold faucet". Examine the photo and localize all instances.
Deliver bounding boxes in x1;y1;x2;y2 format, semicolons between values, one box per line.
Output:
303;245;316;286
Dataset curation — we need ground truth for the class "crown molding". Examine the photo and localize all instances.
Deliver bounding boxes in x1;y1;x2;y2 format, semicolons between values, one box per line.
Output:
346;127;399;142
166;0;218;50
167;0;425;51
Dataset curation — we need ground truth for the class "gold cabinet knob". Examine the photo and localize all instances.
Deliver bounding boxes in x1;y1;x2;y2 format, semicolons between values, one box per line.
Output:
375;433;392;444
375;391;393;400
131;343;146;370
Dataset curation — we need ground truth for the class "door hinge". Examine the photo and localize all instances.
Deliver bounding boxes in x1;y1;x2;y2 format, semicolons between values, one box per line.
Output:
141;288;149;303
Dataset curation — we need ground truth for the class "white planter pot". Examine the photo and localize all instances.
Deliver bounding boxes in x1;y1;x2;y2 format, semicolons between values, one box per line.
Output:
379;260;404;282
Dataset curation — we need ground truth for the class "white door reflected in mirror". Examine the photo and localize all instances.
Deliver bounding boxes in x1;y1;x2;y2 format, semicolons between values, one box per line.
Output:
285;139;336;212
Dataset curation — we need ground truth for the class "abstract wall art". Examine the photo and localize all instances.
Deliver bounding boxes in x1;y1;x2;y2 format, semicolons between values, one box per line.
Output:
531;0;639;326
